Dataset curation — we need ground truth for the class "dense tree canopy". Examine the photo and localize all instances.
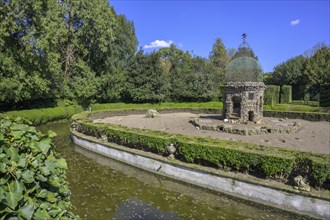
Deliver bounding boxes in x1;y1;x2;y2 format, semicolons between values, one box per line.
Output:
1;1;328;110
209;38;228;86
266;44;330;100
0;0;137;110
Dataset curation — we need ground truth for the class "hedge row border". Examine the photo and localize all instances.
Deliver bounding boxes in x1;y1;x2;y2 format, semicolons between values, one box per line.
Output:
71;108;330;191
2;106;84;125
71;130;330;219
263;110;330;121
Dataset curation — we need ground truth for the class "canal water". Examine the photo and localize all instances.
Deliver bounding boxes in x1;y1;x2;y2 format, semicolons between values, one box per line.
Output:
38;122;310;220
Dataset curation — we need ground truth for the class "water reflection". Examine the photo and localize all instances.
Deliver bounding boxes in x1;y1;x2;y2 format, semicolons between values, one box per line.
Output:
38;122;311;220
114;198;179;220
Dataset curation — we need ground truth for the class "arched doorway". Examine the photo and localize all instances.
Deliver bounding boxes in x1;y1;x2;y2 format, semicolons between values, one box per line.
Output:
231;96;241;118
248;111;254;121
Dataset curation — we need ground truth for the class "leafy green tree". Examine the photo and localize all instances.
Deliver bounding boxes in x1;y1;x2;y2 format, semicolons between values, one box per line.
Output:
269;55;307;99
303;45;330;98
209;38;228;84
187;56;218;101
125;50;167;103
169;55;217;102
0;0;138;109
157;44;186;74
209;38;229;99
57;0;118;104
96;13;138;103
0;0;55;108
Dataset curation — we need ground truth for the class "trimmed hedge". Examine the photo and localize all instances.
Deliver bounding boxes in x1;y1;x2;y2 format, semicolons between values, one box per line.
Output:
320;83;330;107
264;85;280;106
72;109;330;188
3;106;84;125
91;102;223;111
263;110;330;121
280;85;292;104
77;122;297;180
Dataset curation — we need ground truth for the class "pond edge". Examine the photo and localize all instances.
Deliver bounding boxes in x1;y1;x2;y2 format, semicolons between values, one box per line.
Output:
71;129;330;219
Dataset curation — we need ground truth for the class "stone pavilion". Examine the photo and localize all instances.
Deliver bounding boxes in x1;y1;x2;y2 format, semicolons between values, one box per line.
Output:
222;35;265;123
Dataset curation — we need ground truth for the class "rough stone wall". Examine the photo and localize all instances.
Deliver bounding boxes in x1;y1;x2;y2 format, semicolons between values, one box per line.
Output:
223;82;265;123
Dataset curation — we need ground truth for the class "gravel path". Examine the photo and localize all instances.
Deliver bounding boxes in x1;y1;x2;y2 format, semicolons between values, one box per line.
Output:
95;113;330;154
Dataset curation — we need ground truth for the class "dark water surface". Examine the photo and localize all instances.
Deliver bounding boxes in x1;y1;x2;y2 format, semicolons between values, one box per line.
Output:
38;122;310;220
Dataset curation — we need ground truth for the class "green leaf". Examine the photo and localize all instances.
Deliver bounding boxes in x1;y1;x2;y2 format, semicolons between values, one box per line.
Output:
39;202;50;209
27;126;37;133
14;169;22;179
30;142;42;154
22;170;35;184
40;166;50;176
47;130;57;138
0;207;15;216
48;209;62;218
48;176;60;188
57;158;68;170
36;189;47;198
17;156;27;168
5;188;23;210
11;124;29;131
35;174;47;182
7;147;19;162
12;180;23;194
46;191;57;203
10;130;25;139
0;187;5;201
0;174;9;185
0;163;6;173
19;203;34;220
36;139;51;155
33;208;51;220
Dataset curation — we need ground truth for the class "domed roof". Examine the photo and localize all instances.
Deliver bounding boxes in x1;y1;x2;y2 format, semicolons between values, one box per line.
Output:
225;35;263;82
225;56;263;82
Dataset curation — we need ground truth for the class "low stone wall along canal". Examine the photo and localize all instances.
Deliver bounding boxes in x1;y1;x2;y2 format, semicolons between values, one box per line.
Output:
38;122;328;219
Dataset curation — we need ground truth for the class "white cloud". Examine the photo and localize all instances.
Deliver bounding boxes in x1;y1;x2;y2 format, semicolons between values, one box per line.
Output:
144;40;174;49
290;19;300;26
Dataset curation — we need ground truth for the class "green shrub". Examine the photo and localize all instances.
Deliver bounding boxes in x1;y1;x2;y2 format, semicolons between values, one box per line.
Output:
264;85;280;106
280;85;292;104
73;109;330;187
305;101;319;107
291;100;305;105
320;84;330;107
263;110;330;121
4;106;84;126
263;104;321;112
0;116;78;219
72;108;330;186
91;102;223;111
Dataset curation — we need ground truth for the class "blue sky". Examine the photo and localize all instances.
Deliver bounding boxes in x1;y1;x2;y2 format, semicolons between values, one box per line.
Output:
110;0;329;73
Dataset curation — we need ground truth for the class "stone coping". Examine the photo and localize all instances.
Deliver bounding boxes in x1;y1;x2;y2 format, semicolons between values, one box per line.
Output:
71;129;330;219
190;117;301;135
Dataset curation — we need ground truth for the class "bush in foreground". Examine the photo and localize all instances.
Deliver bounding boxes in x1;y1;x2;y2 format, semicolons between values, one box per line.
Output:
0;117;77;219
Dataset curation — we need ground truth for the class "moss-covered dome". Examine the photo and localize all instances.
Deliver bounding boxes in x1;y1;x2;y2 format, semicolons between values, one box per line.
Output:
225;56;263;82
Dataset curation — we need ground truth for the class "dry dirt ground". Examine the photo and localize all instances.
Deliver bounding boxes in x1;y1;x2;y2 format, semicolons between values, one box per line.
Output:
95;113;330;154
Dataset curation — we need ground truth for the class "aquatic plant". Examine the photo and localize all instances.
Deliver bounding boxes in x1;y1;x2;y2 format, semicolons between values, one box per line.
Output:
0;116;78;219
